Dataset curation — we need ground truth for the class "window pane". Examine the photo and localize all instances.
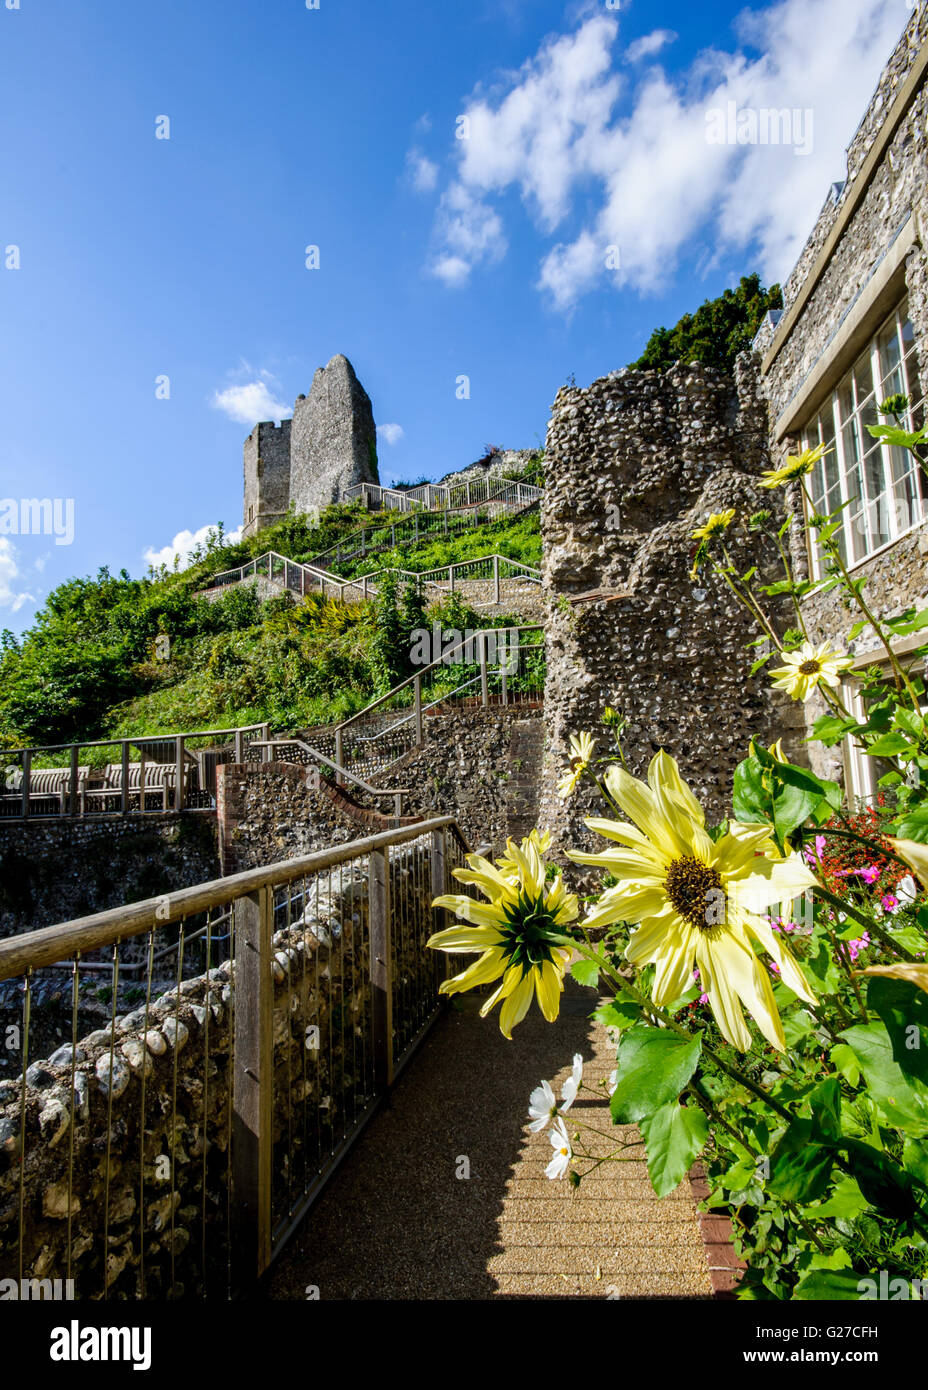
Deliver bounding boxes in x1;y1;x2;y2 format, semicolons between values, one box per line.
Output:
853;350;875;409
878;320;903;399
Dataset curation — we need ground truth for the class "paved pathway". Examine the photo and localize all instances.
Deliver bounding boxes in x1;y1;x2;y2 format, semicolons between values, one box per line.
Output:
265;982;713;1300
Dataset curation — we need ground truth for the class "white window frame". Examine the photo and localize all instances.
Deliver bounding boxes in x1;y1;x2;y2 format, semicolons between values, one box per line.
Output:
800;300;925;578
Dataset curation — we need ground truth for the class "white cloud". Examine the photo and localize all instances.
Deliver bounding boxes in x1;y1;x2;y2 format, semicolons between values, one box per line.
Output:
407;148;439;192
427;0;909;308
625;29;677;63
144;522;244;573
377;423;405;446
211;369;290;426
0;539;34;612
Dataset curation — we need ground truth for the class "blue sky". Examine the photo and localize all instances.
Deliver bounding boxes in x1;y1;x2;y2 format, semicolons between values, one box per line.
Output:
0;0;915;632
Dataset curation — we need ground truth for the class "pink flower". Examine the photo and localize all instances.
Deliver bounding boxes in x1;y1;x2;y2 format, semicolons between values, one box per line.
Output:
804;835;827;866
881;894;899;913
845;932;871;962
837;865;880;885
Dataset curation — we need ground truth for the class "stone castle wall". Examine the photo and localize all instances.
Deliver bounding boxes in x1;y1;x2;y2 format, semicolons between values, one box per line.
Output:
243;354;380;536
242;420;292;539
537;356;799;867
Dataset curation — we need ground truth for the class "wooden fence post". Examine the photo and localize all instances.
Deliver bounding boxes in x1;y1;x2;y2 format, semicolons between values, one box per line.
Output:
232;884;274;1285
175;736;185;811
121;741;130;817
334;728;344;786
369;848;394;1092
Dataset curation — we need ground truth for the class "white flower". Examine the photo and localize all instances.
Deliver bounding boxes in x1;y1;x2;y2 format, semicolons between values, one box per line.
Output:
545;1118;572;1180
607;1069;617;1096
527;1054;584;1131
898;875;918;907
527;1080;558;1133
560;1053;583;1111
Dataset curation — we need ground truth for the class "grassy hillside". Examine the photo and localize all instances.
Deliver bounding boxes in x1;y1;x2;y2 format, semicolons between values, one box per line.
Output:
0;501;542;750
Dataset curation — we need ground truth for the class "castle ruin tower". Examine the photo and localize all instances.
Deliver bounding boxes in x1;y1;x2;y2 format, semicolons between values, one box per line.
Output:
289;354;379;517
242;419;292;539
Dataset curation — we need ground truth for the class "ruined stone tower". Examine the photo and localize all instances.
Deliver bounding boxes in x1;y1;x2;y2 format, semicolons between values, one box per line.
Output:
242;353;379;538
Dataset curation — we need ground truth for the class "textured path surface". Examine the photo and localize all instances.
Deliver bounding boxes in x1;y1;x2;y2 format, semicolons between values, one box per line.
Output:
265;982;712;1300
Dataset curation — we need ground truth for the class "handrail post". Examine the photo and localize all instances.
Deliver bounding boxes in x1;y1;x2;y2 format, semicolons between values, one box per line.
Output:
139;750;147;815
493;554;500;605
430;826;448;984
234;729;244;764
232;883;274;1286
501;631;509;707
121;741;130;817
334;728;344;785
21;749;30;821
69;745;79;818
261;724;270;764
479;631;489;707
414;674;423;745
175;736;185;811
369;848;394;1092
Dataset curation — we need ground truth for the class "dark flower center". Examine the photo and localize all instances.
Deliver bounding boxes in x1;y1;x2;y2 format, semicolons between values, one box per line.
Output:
798;659;821;675
665;856;724;932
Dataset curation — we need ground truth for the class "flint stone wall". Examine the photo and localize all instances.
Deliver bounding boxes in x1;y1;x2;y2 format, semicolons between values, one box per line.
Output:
0;814;219;938
538;355;799;866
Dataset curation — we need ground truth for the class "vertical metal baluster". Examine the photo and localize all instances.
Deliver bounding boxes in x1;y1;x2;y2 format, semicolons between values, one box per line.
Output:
201;909;211;1297
17;968;32;1287
66;953;79;1290
102;940;121;1297
139;928;155;1300
170;918;186;1298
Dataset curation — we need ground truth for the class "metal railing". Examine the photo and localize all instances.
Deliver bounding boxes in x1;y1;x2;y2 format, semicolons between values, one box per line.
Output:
343;477;542;514
327;625;546;783
307;497;530;569
250;737;413;814
0;816;477;1298
0;724;269;823
203;550;542;613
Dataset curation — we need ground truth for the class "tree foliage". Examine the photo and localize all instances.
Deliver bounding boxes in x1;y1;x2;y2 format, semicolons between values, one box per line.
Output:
630;273;783;374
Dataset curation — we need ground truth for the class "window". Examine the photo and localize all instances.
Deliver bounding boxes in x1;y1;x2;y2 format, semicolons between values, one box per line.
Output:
801;301;924;576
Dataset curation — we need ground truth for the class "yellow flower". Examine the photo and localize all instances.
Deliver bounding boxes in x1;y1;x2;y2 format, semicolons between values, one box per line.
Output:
758;444;826;490
497;828;552;873
567;751;819;1052
858;962;928;998
557;731;597;800
769;640;852;703
887;837;928;891
691;509;735;542
429;833;578;1038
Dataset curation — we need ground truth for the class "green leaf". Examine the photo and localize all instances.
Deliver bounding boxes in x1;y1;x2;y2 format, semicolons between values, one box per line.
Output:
891;805;928;844
768;1119;835;1202
609;1024;702;1124
570;956;602;988
639;1102;708;1198
801;1176;869;1221
865;731;913;758
810;1076;842;1143
830;1042;860;1087
866;978;928;1086
840;1138;928;1222
732;755;772;824
810;714;853;747
591;998;640;1032
794;1269;866;1300
841;1021;928;1134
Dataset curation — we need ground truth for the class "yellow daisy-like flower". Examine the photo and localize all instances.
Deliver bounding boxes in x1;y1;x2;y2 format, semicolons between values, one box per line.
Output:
567;751;819;1052
497;827;552;873
769;640;852;703
758;444;826;490
429;833;579;1039
691;509;735;543
556;732;597;800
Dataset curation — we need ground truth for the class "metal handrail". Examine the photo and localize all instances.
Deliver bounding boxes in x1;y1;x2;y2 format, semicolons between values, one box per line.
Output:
251;738;413;813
